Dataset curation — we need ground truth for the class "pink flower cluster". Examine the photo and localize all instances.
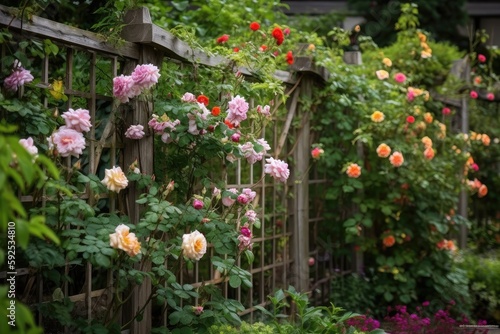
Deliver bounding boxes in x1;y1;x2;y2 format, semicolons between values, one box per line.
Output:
226;95;249;126
19;137;38;156
148;114;180;143
49;108;91;158
239;138;271;164
125;124;145;139
238;225;253;252
264;157;290;183
3;61;34;92
113;64;161;103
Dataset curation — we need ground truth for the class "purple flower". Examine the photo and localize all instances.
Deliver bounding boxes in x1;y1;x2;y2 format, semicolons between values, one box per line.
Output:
19;137;38;156
422;301;430;307
61;108;92;133
4;65;34;92
181;92;196;102
51;127;86;157
226;95;249;126
113;75;139;103
264;158;290;183
193;199;204;210
125;124;145;139
131;64;160;89
245;210;257;223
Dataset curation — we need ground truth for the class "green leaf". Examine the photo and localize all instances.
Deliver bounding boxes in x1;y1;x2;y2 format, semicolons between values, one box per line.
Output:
383;291;393;302
229;275;241;288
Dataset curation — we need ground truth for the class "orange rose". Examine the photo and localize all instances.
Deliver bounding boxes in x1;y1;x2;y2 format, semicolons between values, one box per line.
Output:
478;184;488;198
424;147;435;160
109;224;141;257
423;112;433;124
389;151;404;167
383;235;396;247
482;134;491;146
376;143;391;158
371;111;385;123
421;136;433;148
346;163;362;178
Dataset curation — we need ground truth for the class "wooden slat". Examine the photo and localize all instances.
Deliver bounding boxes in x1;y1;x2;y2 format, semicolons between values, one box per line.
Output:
0;5;139;59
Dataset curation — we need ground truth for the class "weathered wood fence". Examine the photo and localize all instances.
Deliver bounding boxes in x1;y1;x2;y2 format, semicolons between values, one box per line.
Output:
0;5;354;333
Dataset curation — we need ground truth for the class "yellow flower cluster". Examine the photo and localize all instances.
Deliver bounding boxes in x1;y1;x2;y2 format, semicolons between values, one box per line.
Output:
418;32;432;58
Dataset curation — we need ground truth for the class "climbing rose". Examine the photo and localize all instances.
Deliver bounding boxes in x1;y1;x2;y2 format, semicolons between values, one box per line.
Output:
216;34;229;44
470;90;478;99
424;147;435;160
3;65;34;91
383;235;396;247
442;107;451;115
211;106;221;116
264;158;290;183
478;54;486;63
182;230;207;261
193;199;204;210
311;147;324;159
250;22;260;31
376;70;389;80
382;58;392;67
101;166;128;193
181;92;196;102
271;27;284;45
421;136;433;148
237;188;256;205
487;93;495;101
62;108;92;133
19;137;38;156
478;184;488;198
257;105;271;116
52;127;86;157
131;64;161;89
286;51;294;65
346;163;361;178
113;75;139;103
245;210;257;223
109;224;141;257
125;124;145;139
376;143;391;158
193;306;204;315
394;72;407;83
371;111;385;122
222;188;238;207
226;95;249;126
389;151;404;167
482;134;491;146
406;115;415;123
197;94;209;106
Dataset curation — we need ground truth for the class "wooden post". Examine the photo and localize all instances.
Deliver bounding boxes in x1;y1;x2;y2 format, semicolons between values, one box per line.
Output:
292;75;312;292
121;7;163;334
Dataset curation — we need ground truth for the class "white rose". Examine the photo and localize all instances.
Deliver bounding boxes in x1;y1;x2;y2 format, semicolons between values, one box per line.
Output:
182;230;207;261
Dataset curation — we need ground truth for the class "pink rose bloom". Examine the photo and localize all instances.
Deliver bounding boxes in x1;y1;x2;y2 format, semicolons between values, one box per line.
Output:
131;64;160;90
181;92;196;102
394;72;407;83
241;188;256;202
226;95;249;126
478;54;486;63
52;127;86;157
4;67;34;91
442;107;451;115
193;306;204;315
406;90;415;102
113;75;139;103
487;93;495;101
240;226;252;238
470;90;478;99
148;115;180;134
471;163;479;172
19;137;38;156
62;108;92;133
308;257;315;266
257;105;271;116
264;157;290;183
222;188;238;207
125;124;145;139
245;210;257;223
237;234;253;251
255;138;271;152
212;187;221;197
239;142;260;164
193;199;204;210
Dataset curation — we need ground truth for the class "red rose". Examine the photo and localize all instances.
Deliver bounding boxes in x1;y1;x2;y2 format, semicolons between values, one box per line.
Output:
250;22;260;31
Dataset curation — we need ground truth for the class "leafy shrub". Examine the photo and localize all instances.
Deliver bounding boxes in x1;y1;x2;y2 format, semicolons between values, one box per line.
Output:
208;321;275;334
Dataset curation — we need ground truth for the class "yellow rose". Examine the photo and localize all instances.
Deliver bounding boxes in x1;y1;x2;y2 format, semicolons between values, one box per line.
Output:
371;111;385;123
109;224;141;257
102;166;128;193
382;57;392;67
182;230;207;261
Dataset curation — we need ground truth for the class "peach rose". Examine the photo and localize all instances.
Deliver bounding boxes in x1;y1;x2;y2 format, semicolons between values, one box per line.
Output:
389;151;404;167
376;70;389;80
109;224;141;256
371;111;385;123
424;147;435;160
376;143;391;158
102;166;128;193
182;230;207;261
346;163;362;178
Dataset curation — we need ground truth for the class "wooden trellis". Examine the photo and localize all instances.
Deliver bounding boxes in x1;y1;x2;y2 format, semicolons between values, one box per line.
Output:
0;5;348;333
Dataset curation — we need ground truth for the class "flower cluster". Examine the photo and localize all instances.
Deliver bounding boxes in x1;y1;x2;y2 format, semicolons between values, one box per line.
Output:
418;31;432;58
113;64;160;103
346;315;380;332
49;108;91;158
3;60;34;92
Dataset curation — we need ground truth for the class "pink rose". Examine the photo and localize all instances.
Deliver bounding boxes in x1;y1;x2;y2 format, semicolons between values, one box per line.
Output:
131;64;160;90
226;95;249;126
3;63;34;91
394;72;407;83
113;75;139;103
19;137;38;156
61;108;92;133
264;157;290;183
52;127;86;157
125;124;145;139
